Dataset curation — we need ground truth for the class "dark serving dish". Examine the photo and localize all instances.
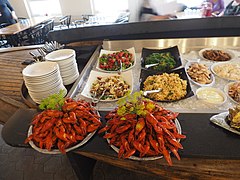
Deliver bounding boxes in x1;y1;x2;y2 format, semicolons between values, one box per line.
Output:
140;67;194;102
141;45;182;72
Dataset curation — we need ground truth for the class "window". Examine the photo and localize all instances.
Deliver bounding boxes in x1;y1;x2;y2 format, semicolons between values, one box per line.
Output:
26;0;62;17
92;0;128;14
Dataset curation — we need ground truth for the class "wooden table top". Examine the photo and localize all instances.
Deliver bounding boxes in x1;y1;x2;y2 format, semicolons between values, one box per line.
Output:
0;16;53;35
0;46;42;102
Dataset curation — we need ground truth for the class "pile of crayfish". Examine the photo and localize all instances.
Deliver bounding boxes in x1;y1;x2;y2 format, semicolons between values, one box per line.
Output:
25;98;101;153
99;101;186;166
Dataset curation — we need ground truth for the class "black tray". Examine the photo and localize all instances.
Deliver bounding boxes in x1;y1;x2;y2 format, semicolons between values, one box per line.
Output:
141;45;182;72
140;67;194;102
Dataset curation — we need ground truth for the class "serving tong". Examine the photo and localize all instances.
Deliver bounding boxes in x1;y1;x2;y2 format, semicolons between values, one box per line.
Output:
91;89;107;107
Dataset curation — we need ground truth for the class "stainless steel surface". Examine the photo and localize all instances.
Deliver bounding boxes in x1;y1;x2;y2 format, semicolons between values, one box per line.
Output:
68;37;240;113
102;37;240;53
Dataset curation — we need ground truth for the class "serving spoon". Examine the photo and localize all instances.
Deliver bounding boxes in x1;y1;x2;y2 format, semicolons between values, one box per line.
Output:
145;63;159;69
143;89;162;96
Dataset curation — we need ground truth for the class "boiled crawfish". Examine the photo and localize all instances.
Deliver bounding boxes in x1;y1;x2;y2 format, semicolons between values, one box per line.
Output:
25;98;101;154
99;104;186;166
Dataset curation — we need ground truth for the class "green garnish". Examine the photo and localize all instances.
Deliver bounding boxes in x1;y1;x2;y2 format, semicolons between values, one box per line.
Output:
145;52;176;71
116;91;155;116
39;89;66;110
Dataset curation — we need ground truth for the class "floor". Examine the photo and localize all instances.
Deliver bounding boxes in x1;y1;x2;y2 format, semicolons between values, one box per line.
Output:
0;124;163;180
0;124;78;180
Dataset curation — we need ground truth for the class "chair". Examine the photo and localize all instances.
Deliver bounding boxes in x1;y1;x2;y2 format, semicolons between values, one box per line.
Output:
20;24;45;45
54;15;71;30
42;19;54;41
0;23;12;47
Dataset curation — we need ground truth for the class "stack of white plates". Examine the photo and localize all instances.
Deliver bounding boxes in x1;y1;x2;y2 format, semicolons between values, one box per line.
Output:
22;61;67;104
45;49;79;85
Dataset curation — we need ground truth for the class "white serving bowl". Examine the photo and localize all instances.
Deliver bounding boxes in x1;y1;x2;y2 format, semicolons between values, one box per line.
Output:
96;47;136;73
81;70;133;102
210;61;240;81
196;87;227;106
185;61;215;87
199;47;236;61
224;82;240;104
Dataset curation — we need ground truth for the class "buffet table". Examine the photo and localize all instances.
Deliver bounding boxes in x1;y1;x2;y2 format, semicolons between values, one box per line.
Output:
1;36;240;179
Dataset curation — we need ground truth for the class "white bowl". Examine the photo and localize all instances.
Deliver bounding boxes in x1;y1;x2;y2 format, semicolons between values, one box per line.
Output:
210;61;240;81
185;62;215;87
224;82;240;104
196;87;227;106
199;48;235;61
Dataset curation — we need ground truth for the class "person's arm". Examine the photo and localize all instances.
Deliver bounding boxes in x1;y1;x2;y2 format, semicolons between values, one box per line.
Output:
218;0;225;13
6;0;18;21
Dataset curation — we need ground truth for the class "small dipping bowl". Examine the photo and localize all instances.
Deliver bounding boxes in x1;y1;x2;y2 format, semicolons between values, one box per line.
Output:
196;87;227;106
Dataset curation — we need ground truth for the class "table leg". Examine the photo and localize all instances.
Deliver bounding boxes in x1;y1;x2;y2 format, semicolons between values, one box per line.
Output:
67;152;97;180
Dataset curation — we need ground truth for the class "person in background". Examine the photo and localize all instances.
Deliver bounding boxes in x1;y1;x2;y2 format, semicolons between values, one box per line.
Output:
0;0;18;25
139;0;184;21
208;0;225;16
223;0;240;16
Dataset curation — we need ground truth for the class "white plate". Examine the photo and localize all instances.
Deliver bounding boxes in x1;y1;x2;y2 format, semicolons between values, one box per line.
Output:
22;62;59;77
45;49;75;61
224;82;240;104
28;125;97;154
199;48;235;61
96;47;136;73
210;112;240;135
210;61;240;81
107;119;182;161
81;70;133;102
185;62;215;87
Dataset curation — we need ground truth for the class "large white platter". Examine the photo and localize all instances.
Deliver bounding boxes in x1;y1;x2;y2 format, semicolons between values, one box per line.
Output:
27;110;100;154
81;70;133;102
96;47;136;73
107;119;182;161
210;112;240;135
28;126;97;154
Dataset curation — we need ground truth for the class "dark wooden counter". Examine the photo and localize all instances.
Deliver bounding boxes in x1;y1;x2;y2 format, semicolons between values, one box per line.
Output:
48;16;240;44
2;108;240;179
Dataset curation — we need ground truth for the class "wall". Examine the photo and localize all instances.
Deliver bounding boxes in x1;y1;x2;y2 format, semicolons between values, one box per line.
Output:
9;0;30;18
58;0;93;17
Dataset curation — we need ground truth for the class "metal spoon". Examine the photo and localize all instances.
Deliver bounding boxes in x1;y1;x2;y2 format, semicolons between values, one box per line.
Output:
118;60;123;74
143;89;162;96
145;63;159;69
